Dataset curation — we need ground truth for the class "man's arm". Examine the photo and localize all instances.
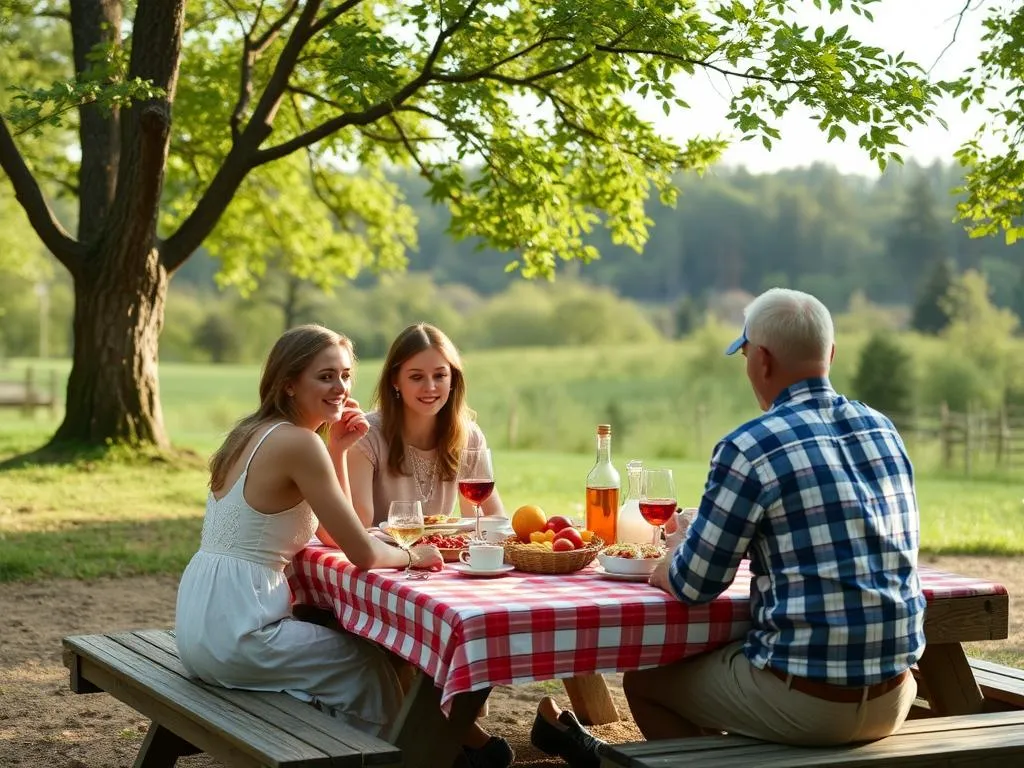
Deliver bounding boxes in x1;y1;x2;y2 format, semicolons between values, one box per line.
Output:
652;440;763;604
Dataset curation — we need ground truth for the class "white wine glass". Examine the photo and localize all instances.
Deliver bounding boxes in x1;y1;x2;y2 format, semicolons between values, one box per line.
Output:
387;500;427;580
456;448;494;542
639;468;677;547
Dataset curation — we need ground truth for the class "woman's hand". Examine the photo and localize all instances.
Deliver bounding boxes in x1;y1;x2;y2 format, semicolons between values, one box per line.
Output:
409;544;444;571
328;397;370;454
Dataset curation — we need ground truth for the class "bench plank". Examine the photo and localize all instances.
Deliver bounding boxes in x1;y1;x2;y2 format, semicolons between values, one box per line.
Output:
64;633;336;768
968;657;1024;709
601;711;1024;768
134;629;400;765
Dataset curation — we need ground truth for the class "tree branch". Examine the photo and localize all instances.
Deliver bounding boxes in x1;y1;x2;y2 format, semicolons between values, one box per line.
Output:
287;84;346;111
433;21;641;86
0;116;84;270
163;1;327;270
254;0;483;165
252;0;299;52
388;115;433;178
310;0;368;36
595;45;813;86
231;1;301;143
435;38;589;84
929;0;979;74
164;0;480;268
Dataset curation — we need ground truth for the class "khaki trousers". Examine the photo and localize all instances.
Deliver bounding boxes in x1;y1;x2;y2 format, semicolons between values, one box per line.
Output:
628;640;918;746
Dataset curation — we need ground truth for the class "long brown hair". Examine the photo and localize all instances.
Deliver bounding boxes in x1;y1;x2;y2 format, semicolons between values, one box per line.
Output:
209;324;354;491
372;323;470;481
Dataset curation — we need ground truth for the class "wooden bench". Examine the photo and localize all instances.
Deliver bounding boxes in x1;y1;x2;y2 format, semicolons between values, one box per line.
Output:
909;657;1024;714
62;628;402;768
969;657;1024;711
599;711;1024;767
0;367;57;416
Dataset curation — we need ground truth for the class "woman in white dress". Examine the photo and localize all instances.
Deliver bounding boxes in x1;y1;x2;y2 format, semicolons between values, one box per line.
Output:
175;324;442;736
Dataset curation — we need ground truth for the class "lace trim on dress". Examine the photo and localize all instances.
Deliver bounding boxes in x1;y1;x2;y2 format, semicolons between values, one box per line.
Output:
405;446;438;503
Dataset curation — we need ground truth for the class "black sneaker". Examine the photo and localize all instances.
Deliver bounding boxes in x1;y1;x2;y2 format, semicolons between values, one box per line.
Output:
530;709;604;768
453;736;515;768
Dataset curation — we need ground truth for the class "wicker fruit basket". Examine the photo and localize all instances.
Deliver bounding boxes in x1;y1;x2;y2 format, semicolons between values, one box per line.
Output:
502;536;605;574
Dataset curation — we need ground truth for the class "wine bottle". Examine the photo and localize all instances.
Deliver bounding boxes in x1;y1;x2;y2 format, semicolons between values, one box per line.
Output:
585;424;620;545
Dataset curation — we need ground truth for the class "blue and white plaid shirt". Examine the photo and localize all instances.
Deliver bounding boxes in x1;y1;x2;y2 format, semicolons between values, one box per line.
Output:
668;377;925;686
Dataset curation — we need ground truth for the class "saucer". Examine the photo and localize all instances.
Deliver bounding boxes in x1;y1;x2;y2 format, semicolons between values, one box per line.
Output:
594;567;652;583
451;563;515;578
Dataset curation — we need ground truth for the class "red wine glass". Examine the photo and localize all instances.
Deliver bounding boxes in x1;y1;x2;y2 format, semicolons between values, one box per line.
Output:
457;448;494;542
639;468;676;547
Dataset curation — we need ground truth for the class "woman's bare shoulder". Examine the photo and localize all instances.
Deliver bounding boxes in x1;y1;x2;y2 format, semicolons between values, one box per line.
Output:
260;423;328;460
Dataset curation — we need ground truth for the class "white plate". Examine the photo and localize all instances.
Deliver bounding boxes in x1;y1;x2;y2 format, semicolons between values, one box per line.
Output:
380;519;477;535
450;563;515;578
593;566;652;583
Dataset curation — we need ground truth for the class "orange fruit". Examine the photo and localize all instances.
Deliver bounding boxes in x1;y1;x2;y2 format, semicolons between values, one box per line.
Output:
512;504;547;542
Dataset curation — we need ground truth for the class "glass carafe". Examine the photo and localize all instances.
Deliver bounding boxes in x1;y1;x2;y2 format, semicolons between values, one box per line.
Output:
616;460;651;544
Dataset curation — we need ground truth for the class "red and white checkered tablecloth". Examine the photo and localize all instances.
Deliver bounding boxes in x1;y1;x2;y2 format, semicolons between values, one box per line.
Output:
286;546;1006;714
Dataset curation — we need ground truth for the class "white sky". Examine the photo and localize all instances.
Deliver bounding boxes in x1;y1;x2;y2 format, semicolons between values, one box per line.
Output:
640;0;991;176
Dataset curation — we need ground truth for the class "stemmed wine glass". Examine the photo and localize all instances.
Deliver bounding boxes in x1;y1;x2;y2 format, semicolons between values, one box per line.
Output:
639;468;677;547
456;448;494;542
387;500;427;580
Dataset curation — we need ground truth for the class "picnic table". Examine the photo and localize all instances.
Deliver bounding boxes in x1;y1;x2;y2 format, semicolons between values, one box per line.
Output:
287;546;1008;768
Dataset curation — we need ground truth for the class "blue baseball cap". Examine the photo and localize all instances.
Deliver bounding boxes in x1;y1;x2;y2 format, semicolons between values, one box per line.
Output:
724;326;748;356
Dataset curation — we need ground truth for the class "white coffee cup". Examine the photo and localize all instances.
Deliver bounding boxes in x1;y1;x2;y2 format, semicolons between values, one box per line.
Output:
459;543;505;571
477;516;512;543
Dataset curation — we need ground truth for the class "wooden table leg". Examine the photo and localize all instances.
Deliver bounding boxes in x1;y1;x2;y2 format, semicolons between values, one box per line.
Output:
562;674;620;725
387;671;491;768
916;642;984;716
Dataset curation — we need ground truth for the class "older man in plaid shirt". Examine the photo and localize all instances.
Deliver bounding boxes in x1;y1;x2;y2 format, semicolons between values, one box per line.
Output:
625;287;925;747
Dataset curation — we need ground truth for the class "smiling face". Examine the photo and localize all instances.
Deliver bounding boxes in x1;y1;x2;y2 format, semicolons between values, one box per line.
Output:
286;343;354;429
393;346;452;419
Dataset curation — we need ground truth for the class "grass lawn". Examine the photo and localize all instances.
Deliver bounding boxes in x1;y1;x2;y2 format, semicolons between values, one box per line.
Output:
2;427;1023;582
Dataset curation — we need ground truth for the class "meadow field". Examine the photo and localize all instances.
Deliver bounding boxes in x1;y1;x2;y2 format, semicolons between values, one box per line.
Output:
0;326;994;460
2;338;1023;582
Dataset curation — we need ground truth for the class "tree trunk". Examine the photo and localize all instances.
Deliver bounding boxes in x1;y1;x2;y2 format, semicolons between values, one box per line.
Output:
52;243;169;447
70;0;122;246
46;0;184;450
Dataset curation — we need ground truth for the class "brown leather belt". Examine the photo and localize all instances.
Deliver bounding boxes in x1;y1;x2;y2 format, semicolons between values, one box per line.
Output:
767;667;909;704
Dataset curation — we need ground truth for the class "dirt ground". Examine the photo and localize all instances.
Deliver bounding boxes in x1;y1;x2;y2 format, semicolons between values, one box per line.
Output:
1;554;1020;767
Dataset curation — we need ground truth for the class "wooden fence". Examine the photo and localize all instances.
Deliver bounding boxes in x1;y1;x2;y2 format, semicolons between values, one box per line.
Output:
895;405;1024;475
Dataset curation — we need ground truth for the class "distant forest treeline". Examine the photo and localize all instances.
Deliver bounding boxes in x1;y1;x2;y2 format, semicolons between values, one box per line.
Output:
173;159;1024;314
4;160;1024;364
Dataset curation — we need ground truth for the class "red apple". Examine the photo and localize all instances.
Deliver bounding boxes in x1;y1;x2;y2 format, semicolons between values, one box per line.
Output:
544;515;574;533
554;527;584;549
552;537;576;552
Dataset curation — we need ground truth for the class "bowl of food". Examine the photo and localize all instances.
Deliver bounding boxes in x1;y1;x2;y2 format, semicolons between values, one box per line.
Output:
416;532;472;562
597;543;666;575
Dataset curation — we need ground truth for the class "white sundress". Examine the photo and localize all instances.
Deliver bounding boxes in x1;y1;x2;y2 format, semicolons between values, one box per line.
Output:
174;422;402;735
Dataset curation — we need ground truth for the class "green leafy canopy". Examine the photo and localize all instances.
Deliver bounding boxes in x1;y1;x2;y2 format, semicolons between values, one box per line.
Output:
5;0;948;283
948;3;1024;245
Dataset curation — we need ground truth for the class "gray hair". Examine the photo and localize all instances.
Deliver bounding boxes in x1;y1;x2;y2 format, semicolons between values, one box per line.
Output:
744;288;834;367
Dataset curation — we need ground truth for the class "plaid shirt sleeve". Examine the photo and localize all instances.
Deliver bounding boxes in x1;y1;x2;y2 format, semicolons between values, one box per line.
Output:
667;439;763;604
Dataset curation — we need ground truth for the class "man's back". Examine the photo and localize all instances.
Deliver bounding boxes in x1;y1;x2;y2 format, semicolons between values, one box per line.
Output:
670;377;926;686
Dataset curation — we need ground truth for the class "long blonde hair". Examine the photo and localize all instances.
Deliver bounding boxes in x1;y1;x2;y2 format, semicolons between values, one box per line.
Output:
209;324;354;491
372;323;469;481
